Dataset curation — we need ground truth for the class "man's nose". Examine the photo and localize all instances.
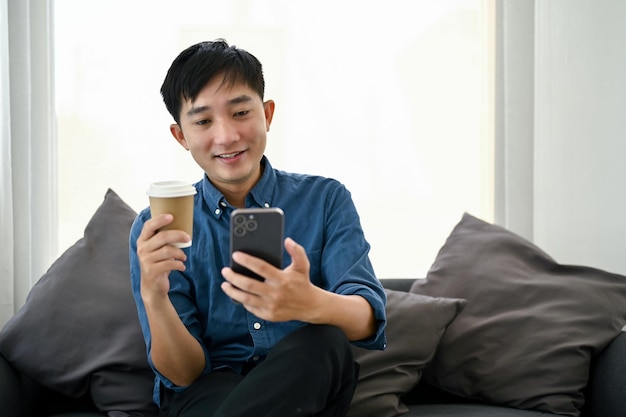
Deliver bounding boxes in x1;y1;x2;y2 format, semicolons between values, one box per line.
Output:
213;119;239;144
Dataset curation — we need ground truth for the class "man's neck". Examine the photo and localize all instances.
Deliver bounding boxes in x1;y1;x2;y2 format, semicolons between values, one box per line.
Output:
210;162;265;208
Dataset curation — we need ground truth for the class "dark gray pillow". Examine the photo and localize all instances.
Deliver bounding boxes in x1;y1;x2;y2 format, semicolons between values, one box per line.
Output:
0;189;157;416
348;289;466;417
410;212;626;417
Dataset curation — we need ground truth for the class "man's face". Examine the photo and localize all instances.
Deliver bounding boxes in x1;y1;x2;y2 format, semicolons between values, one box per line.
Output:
171;75;274;198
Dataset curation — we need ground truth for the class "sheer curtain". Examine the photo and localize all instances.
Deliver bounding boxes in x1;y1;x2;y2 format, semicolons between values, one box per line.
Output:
0;0;56;327
1;0;13;327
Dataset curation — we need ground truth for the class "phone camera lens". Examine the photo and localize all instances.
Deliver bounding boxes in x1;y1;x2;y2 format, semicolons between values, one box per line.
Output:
234;226;246;237
234;215;245;225
246;220;258;231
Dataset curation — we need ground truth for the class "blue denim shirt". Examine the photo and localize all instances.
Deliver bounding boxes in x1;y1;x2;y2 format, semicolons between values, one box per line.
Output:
129;157;387;404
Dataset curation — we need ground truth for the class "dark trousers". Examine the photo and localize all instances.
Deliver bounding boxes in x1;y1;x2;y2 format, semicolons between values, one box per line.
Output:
159;324;359;417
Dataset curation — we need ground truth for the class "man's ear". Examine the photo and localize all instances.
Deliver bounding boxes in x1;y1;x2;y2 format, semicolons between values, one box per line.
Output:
170;124;189;150
263;100;275;131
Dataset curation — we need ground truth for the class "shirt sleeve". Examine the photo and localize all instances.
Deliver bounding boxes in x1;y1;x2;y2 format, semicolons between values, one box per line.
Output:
128;210;155;356
128;209;211;393
319;182;387;351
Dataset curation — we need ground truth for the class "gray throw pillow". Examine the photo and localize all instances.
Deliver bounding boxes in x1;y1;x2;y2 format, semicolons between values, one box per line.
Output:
0;189;157;416
348;289;466;417
410;212;626;417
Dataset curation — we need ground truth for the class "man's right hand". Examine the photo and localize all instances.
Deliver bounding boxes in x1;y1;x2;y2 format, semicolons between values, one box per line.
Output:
136;213;190;303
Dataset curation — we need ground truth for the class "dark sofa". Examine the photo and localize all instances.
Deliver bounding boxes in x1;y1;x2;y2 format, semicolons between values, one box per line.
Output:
0;278;625;417
2;190;626;417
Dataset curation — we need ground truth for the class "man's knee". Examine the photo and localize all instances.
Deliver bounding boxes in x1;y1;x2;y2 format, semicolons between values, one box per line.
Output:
277;324;348;351
270;325;354;375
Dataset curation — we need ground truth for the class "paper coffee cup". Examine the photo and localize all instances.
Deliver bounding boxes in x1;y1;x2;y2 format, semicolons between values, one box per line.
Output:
147;181;197;248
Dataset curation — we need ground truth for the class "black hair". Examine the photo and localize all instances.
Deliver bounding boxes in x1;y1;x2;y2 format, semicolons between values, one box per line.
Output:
160;39;265;124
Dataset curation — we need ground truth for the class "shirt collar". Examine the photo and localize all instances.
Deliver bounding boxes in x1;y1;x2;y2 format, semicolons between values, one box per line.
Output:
200;156;277;218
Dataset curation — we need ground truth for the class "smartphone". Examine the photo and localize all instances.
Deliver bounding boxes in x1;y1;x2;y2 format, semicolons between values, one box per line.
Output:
230;207;284;281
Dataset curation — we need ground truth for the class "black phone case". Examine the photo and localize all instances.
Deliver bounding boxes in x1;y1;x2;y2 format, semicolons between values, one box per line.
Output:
230;208;284;281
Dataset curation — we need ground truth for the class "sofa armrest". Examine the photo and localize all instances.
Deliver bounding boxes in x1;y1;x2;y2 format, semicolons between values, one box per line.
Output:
0;352;27;417
0;351;106;417
587;331;626;417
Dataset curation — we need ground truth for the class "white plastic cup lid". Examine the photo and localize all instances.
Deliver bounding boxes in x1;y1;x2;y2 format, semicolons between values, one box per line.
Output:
147;181;197;198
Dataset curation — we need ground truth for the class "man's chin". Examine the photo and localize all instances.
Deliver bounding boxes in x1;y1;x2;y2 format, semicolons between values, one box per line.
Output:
208;170;256;187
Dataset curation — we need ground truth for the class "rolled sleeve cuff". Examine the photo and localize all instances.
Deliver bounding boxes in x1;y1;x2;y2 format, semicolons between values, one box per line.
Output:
338;283;387;351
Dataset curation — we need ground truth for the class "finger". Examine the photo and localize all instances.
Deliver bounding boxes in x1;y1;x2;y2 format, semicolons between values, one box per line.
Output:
284;237;309;274
139;216;191;251
138;228;188;258
221;280;246;302
221;265;263;293
230;251;277;283
138;214;174;241
140;244;187;276
220;270;262;304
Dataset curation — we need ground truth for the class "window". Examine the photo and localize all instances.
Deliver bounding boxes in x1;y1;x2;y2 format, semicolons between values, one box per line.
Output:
54;0;493;278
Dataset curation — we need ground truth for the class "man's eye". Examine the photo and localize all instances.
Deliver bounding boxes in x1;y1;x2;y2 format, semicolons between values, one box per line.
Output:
234;110;249;117
196;119;210;126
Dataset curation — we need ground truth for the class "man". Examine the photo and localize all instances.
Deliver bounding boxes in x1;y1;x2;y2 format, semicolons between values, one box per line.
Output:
129;39;387;417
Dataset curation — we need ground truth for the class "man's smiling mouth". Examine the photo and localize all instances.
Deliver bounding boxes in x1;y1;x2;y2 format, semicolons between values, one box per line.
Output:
217;151;244;159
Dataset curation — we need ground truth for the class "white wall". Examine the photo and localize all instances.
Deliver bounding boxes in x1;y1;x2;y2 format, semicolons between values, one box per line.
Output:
498;0;626;275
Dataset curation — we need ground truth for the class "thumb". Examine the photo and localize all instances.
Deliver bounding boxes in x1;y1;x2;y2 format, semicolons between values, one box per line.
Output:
285;237;310;274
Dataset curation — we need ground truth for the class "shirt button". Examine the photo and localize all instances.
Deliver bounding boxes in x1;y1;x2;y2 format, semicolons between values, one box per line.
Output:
252;356;260;361
263;202;270;208
253;322;262;330
219;201;227;208
214;208;221;215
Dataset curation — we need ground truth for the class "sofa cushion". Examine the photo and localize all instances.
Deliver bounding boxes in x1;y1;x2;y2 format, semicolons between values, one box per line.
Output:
410;213;626;417
348;289;466;417
0;189;157;416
